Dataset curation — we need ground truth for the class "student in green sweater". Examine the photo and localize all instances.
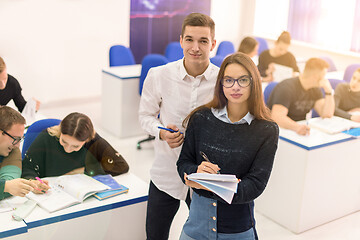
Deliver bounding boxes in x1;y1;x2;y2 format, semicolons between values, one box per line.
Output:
22;112;128;193
177;52;279;240
0;106;36;199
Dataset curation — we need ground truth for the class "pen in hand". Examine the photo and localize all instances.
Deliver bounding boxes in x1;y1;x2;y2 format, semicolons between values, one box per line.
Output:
158;126;183;134
199;151;220;174
35;177;48;193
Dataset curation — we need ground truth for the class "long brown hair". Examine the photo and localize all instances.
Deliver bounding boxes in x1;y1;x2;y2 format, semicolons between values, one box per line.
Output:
183;52;271;127
48;112;95;142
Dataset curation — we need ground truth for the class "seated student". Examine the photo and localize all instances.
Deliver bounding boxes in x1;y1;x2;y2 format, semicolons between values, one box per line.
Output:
0;57;40;112
267;58;335;135
258;31;299;82
21;112;129;193
238;36;259;58
334;68;360;122
0;106;36;199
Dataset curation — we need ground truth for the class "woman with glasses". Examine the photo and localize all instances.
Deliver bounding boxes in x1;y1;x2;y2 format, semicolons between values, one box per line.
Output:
21;112;129;194
177;52;279;240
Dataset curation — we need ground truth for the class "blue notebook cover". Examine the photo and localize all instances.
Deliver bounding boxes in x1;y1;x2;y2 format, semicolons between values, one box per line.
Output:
343;127;360;137
92;175;129;200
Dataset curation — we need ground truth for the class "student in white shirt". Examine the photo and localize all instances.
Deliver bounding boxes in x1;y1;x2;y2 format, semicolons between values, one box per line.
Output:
138;13;219;240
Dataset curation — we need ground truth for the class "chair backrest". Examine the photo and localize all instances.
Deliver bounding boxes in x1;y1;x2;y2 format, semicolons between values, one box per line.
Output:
343;64;360;82
210;55;224;68
109;45;136;67
254;37;269;55
139;54;169;95
216;41;235;57
320;56;337;72
164;42;183;62
22;118;61;159
263;82;278;105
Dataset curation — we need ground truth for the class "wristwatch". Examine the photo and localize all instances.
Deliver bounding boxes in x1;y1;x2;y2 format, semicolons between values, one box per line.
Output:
325;89;334;96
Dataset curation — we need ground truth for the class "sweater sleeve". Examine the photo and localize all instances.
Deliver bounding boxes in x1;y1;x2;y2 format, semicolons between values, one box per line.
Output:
0;148;22;200
84;133;129;176
21;131;48;179
9;75;27;112
232;122;279;204
177;113;200;182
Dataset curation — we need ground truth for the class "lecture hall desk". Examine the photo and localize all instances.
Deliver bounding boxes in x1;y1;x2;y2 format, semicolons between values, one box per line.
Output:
255;125;360;233
0;172;148;240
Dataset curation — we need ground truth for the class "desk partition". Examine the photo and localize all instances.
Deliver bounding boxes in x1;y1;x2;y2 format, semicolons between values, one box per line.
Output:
255;127;360;233
101;65;145;138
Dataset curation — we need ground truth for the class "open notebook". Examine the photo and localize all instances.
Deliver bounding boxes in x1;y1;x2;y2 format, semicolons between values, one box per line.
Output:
187;173;239;204
308;116;360;134
26;174;110;213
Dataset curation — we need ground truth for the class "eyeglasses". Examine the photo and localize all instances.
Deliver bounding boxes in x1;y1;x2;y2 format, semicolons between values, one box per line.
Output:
1;129;24;145
221;75;252;88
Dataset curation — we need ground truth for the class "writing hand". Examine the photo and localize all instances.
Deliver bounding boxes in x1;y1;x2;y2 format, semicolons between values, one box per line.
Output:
197;161;220;174
296;124;310;136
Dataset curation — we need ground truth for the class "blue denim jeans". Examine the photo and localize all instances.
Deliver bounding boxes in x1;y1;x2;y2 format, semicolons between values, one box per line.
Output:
180;192;256;240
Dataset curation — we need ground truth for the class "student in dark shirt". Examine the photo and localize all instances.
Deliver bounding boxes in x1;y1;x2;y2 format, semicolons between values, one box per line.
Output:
0;57;40;112
22;112;129;194
267;58;335;135
258;31;299;82
177;53;279;240
334;68;360;122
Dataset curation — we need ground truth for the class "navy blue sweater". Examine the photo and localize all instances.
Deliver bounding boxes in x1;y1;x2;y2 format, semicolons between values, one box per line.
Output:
177;108;279;233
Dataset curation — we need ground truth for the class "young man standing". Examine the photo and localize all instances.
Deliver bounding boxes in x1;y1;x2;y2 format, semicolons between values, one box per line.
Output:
139;13;219;240
267;58;335;135
0;106;36;199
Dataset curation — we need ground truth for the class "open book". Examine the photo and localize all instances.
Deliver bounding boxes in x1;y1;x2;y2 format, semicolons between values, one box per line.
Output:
92;175;129;200
187;173;239;204
26;174;110;213
308;116;360;134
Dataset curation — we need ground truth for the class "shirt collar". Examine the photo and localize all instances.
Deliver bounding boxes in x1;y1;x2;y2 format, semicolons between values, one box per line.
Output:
215;106;254;125
179;58;218;81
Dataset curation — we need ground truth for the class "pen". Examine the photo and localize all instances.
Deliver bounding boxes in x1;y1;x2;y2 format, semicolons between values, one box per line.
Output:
35;177;47;193
199;151;220;174
158;126;183;134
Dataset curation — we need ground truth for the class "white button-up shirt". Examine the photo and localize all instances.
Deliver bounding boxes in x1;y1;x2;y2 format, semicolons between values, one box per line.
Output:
139;58;219;200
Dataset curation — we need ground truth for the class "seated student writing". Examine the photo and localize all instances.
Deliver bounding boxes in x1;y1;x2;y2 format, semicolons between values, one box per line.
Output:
177;53;279;240
267;58;335;135
257;31;299;82
0;106;36;199
21;112;129;194
334;68;360;122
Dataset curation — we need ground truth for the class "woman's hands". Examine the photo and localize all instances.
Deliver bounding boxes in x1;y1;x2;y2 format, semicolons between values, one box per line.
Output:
31;179;51;194
4;178;37;197
197;161;220;174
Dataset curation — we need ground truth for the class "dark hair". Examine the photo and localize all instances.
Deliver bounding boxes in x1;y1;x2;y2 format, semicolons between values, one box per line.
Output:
0;106;26;131
183;52;271;127
181;13;215;40
276;31;291;44
60;112;95;142
238;37;258;54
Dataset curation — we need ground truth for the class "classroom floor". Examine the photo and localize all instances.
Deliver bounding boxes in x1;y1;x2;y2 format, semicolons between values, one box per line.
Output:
39;97;360;240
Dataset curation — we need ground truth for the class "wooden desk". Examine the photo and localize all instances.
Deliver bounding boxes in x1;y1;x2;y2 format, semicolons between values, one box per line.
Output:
255;127;360;233
1;173;148;240
101;65;145;138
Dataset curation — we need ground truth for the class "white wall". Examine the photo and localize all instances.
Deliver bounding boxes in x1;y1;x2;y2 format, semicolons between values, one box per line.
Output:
0;0;244;105
0;0;130;104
